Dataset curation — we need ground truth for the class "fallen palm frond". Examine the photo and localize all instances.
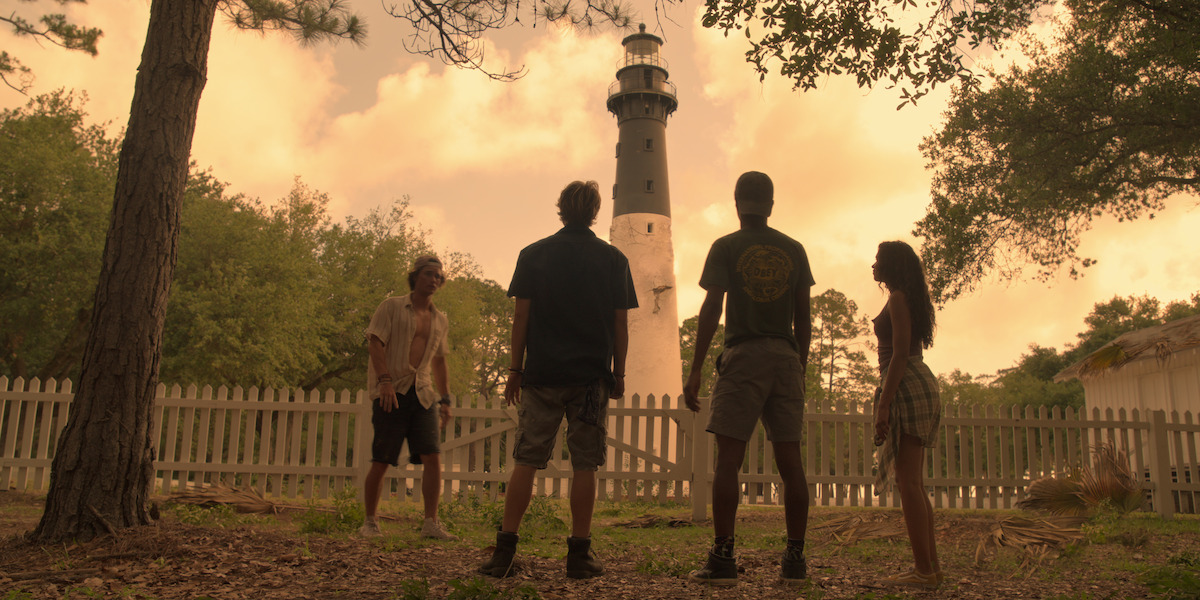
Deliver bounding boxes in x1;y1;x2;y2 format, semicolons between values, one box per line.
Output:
1017;476;1088;516
168;483;292;514
1016;441;1144;516
974;515;1088;573
812;513;906;544
1079;442;1145;514
167;483;396;521
614;514;691;528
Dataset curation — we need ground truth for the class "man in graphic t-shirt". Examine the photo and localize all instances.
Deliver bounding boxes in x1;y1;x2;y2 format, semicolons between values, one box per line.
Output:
683;171;814;586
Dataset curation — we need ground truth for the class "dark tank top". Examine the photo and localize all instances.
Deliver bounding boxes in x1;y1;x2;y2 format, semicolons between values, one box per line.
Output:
873;305;923;369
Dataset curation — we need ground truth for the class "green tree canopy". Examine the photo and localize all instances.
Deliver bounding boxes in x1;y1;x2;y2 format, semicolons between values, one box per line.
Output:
162;177;334;389
809;289;876;406
0;94;512;398
916;0;1200;302
700;0;1045;104
0;90;114;380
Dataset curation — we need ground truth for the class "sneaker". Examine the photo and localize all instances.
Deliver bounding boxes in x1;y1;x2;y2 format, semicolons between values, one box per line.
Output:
881;569;939;590
358;520;382;538
780;548;807;585
421;518;459;540
688;551;737;586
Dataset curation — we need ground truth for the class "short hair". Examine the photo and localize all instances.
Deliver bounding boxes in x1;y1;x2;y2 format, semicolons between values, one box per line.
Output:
407;255;445;290
557;180;602;227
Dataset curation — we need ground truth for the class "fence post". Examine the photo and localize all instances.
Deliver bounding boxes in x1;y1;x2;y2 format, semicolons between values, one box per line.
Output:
691;402;711;522
354;390;370;503
1147;409;1174;519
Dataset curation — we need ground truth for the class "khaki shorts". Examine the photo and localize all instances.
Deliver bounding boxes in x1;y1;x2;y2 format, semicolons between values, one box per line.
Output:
708;337;806;442
513;384;609;471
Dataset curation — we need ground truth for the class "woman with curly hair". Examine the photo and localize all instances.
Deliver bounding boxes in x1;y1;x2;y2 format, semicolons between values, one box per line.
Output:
871;240;942;589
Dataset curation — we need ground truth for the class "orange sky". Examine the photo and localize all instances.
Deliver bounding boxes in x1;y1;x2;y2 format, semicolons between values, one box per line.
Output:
5;1;1198;380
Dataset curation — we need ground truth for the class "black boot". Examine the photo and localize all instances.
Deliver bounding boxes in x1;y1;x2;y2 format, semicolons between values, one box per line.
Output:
479;531;519;578
565;536;604;579
688;551;737;586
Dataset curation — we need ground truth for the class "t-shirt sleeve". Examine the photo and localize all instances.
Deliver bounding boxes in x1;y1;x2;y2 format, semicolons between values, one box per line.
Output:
507;250;532;299
794;242;816;288
698;241;729;292
364;298;392;345
614;252;638;310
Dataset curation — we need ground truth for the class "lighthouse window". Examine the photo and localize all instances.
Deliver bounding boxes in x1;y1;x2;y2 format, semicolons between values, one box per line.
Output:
644;138;654;151
644;104;651;115
645;179;654;192
647;223;654;233
615;142;621;158
612;183;618;198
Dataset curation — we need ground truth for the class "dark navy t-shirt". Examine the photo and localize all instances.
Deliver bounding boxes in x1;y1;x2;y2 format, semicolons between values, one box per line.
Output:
699;226;814;349
508;226;639;386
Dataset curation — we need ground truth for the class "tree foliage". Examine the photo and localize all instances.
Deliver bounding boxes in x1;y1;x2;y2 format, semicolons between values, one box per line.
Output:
0;0;102;93
917;0;1200;301
163;177;336;389
700;0;1045;104
0;90;114;380
809;288;876;405
384;0;635;81
0;103;512;397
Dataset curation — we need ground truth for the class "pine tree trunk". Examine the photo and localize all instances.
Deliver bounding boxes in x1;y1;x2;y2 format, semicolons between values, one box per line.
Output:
32;0;219;543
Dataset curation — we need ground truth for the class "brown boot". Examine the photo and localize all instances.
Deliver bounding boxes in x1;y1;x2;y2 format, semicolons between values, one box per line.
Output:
565;536;604;579
479;531;519;578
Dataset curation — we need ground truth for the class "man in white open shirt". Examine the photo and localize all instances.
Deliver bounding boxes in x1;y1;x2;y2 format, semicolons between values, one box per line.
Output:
360;255;456;540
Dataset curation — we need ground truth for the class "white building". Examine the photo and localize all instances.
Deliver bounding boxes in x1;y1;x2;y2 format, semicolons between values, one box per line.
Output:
1055;314;1200;417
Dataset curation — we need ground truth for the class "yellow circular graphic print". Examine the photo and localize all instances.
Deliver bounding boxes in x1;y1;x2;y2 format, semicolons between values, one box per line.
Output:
736;245;793;302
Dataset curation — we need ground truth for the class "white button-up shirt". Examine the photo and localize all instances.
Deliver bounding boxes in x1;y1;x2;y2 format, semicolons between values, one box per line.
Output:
364;293;449;409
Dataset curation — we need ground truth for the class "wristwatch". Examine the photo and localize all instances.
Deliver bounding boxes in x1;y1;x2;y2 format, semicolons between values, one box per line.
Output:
438;396;452;406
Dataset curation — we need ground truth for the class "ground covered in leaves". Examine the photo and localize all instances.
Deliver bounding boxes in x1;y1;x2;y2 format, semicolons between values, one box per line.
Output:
1;490;1197;599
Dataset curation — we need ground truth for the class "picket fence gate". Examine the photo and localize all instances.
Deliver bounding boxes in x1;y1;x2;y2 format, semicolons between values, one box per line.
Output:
2;377;1198;519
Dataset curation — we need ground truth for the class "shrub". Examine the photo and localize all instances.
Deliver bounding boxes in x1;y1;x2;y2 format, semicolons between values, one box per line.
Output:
298;485;364;534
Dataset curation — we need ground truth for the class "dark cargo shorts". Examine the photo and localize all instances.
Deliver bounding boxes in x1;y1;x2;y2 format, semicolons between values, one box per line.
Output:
512;384;609;471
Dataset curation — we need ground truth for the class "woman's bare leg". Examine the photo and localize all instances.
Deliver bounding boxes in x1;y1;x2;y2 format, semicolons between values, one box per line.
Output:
895;434;937;574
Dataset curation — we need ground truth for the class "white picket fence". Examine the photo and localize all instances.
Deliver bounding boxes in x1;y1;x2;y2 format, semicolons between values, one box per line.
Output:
2;377;1198;518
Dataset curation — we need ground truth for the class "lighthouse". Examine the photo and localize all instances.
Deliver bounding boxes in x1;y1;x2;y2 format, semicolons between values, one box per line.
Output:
606;24;682;402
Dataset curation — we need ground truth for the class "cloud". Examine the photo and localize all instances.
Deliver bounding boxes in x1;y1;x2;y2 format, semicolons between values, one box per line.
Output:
10;1;1199;381
309;28;616;191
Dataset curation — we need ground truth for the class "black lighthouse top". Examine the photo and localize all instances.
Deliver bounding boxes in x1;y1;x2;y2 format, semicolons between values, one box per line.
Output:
606;23;677;120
